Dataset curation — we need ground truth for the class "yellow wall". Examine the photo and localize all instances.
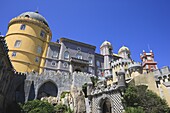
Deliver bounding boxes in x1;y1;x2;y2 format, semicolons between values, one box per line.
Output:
5;18;51;73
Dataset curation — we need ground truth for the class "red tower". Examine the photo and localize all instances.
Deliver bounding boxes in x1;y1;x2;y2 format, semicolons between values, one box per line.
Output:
140;50;158;72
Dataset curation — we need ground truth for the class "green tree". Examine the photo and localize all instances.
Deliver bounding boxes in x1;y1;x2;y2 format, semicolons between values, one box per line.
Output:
20;100;55;113
123;85;170;113
125;107;145;113
55;104;73;113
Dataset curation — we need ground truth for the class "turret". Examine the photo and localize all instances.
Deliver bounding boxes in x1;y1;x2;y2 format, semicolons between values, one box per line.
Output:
140;50;158;72
5;11;52;73
100;40;113;77
128;62;143;78
117;69;126;89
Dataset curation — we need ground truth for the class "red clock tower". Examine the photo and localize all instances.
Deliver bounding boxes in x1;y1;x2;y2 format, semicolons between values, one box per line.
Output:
140;50;158;72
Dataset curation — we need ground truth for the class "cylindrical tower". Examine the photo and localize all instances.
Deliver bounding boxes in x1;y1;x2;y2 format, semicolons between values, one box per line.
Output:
5;11;52;73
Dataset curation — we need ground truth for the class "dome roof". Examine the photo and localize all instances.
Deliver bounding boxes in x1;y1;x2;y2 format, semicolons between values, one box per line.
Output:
18;11;48;26
118;46;130;54
100;40;112;48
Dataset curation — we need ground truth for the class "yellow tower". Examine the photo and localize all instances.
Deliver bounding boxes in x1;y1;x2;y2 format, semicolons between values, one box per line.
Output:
5;11;52;73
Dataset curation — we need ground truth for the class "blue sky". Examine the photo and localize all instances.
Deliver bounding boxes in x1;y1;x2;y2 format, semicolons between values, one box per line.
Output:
1;0;170;68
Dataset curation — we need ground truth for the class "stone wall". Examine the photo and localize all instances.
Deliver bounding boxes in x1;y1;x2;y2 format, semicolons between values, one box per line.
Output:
25;71;94;101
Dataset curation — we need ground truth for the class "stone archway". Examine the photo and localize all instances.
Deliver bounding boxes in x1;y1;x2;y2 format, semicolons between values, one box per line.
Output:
37;81;58;99
102;98;112;113
98;97;112;113
74;68;82;72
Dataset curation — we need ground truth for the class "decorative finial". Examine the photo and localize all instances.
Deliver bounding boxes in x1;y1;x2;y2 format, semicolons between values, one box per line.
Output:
35;7;39;13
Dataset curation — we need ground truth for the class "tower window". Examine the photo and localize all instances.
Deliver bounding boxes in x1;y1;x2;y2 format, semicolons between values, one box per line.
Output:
76;53;82;59
40;30;45;38
14;40;21;48
20;24;26;30
37;46;42;54
64;51;69;59
25;15;30;18
35;57;39;62
12;52;17;57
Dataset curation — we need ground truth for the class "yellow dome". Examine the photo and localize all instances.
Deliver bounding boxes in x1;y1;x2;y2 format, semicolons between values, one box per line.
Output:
100;40;112;48
118;46;130;54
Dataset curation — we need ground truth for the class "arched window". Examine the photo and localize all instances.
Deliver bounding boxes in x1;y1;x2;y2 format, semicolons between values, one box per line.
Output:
89;67;93;73
96;60;100;67
76;53;82;59
88;57;93;65
64;51;69;59
20;24;26;30
52;51;58;58
14;40;21;48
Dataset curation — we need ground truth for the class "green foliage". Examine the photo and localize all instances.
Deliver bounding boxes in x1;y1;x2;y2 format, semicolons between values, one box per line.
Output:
60;92;70;99
123;85;170;113
125;107;145;113
55;104;73;113
20;100;55;113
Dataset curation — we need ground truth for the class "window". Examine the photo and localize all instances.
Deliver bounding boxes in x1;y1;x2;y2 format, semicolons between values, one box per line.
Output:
52;51;58;58
14;40;21;48
40;30;45;38
64;51;69;59
97;69;101;76
76;53;82;59
77;47;81;51
89;67;93;73
35;57;39;62
88;57;93;64
37;46;42;54
20;24;26;30
63;62;68;68
12;52;17;57
51;61;56;66
96;60;100;67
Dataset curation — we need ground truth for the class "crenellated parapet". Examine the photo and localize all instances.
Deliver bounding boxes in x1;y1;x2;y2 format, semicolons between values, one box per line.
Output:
153;66;170;83
128;62;142;71
110;58;131;69
8;17;51;34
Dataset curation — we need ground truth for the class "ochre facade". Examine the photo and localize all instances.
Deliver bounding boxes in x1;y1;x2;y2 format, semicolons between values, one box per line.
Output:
6;16;51;73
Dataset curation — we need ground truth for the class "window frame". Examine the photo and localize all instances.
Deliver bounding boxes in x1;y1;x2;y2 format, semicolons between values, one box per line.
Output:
76;53;82;59
12;51;17;57
20;24;26;30
88;57;93;65
37;46;42;54
35;57;39;63
14;40;22;48
63;62;68;68
64;51;69;60
51;61;57;66
52;51;58;58
40;30;45;38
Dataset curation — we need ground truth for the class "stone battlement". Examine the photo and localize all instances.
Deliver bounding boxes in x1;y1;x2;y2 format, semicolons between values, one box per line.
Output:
128;62;142;69
153;66;170;81
111;59;131;68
